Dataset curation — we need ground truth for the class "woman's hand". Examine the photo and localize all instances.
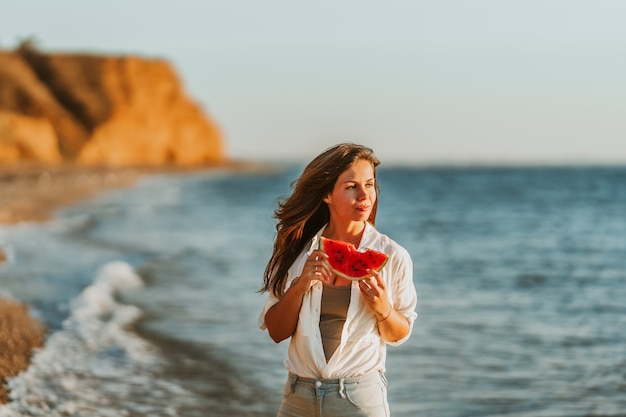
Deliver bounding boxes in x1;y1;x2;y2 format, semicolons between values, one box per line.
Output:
265;249;330;343
359;269;410;343
358;269;392;321
299;249;332;287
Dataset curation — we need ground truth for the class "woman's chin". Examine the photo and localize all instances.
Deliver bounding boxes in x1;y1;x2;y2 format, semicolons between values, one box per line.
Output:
353;212;371;222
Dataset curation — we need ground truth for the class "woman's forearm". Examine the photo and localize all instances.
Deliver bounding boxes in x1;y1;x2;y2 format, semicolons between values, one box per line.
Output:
376;307;410;343
264;278;310;343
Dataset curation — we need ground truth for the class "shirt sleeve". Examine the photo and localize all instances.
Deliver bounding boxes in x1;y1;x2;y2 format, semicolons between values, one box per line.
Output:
257;274;302;330
258;289;280;330
258;239;315;330
387;245;418;346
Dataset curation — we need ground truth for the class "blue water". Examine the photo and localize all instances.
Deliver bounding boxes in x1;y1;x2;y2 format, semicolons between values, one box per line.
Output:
1;165;625;416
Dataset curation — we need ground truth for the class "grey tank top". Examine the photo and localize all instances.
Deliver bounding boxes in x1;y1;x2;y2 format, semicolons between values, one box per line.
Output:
319;283;351;361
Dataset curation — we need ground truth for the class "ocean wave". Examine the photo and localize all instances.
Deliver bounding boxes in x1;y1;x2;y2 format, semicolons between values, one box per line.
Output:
0;261;201;417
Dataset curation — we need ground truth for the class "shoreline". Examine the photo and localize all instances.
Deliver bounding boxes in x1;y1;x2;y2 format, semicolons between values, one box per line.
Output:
0;159;269;406
134;325;276;416
0;160;267;225
0;163;145;225
0;162;145;404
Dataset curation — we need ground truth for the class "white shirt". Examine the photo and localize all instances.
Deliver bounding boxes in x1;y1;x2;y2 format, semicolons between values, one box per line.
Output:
258;222;418;379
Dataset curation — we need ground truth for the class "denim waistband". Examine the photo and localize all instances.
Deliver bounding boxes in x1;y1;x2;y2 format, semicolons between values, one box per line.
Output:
288;371;385;386
287;371;386;400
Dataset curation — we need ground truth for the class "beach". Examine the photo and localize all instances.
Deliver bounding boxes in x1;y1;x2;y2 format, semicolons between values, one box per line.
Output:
0;163;141;404
0;163;162;225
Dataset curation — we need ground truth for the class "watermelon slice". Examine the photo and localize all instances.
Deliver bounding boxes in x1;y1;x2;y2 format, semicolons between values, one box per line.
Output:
319;237;389;281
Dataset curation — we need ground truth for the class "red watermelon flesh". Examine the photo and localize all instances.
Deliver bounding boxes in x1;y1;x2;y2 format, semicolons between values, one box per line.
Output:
319;237;389;281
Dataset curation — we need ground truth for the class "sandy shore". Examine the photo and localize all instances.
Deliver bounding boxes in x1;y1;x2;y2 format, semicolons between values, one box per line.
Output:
0;299;45;404
0;163;148;225
0;159;269;224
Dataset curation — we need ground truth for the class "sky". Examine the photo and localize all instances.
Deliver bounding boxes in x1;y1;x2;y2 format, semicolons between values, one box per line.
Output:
1;0;625;165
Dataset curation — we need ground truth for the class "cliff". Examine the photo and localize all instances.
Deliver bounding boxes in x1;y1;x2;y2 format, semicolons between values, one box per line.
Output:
0;46;224;166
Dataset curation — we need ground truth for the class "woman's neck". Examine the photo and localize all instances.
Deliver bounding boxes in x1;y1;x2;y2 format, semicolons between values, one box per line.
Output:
323;221;366;246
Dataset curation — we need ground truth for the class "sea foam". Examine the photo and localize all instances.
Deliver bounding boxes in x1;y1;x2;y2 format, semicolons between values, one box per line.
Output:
0;261;199;417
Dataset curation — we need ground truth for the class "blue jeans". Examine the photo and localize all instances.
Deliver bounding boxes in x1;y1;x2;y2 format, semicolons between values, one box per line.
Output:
277;371;390;417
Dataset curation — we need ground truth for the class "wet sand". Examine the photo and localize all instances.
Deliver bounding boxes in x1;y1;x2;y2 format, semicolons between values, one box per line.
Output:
0;163;149;225
0;160;270;225
134;326;276;416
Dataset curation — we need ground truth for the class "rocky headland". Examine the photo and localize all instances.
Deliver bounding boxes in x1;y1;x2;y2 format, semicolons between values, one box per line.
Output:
0;43;224;166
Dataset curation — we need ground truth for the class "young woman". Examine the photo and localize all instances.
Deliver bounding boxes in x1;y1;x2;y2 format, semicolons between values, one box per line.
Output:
259;143;418;417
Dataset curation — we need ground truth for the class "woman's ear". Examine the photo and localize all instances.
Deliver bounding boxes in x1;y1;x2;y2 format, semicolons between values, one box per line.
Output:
323;195;331;205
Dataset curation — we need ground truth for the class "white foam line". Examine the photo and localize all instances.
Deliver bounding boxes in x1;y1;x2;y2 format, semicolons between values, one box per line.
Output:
0;261;201;416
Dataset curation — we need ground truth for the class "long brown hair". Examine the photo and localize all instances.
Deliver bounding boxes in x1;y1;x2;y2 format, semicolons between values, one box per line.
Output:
262;143;381;296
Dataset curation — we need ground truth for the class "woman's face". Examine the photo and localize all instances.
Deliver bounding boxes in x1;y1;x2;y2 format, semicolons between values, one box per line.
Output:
325;159;377;223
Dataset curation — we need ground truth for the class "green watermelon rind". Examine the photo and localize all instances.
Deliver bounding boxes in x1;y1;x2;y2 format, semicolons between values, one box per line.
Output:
319;236;389;281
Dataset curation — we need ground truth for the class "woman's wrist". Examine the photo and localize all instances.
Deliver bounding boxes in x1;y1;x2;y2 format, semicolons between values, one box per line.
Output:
292;276;313;296
377;305;393;323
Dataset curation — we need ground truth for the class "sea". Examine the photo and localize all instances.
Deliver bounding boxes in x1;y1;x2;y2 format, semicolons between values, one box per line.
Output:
0;164;625;417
